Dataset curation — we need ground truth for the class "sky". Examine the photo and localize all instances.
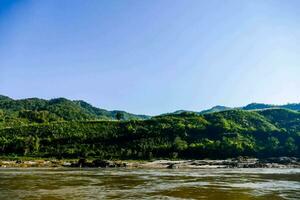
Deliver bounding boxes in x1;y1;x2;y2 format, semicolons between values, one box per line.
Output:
0;0;300;115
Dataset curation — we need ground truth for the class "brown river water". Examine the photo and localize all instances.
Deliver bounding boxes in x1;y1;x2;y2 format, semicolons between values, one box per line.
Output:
0;168;299;200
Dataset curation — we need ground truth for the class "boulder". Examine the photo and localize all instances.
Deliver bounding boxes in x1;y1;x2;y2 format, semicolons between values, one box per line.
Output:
92;160;111;168
167;163;180;169
78;158;87;167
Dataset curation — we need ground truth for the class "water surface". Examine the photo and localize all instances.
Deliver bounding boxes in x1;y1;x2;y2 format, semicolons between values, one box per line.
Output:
0;168;299;199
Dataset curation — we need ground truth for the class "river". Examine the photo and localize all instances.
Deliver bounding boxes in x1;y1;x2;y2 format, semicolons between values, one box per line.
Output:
0;168;299;199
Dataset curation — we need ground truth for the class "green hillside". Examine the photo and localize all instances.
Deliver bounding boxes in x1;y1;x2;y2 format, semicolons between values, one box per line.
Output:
0;95;149;126
199;105;232;114
190;103;300;115
0;100;299;159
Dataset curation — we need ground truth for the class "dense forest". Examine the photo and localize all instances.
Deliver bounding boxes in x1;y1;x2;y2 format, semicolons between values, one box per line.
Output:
0;95;149;123
0;95;299;159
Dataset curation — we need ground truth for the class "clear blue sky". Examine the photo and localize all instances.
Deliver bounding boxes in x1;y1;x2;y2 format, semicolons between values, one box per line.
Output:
0;0;299;115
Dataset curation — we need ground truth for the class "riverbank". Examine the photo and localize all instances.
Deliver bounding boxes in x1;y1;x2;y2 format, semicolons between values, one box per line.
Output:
0;157;299;168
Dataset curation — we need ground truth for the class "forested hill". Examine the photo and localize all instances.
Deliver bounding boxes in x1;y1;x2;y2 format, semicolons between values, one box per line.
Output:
0;95;149;124
1;95;300;122
0;98;299;159
174;103;300;114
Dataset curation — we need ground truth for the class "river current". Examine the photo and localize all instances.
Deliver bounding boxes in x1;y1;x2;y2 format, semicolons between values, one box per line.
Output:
0;168;299;199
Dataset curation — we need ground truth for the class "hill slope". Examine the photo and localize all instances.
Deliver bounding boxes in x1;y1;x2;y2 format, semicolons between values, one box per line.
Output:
0;95;150;124
0;107;299;159
195;103;300;114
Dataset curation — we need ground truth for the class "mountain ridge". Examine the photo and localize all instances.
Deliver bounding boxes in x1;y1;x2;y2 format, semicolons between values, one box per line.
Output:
171;103;300;115
1;95;300;119
0;95;150;121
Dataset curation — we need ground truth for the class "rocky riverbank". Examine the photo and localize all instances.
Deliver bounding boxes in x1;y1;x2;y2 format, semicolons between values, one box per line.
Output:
0;157;299;169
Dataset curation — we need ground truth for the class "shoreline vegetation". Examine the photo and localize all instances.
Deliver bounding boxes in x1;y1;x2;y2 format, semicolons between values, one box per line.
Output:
0;95;299;165
0;157;299;169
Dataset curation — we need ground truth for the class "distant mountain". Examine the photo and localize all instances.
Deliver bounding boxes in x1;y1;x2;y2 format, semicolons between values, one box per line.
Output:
172;110;194;114
0;95;12;101
74;100;149;120
168;106;232;116
0;95;150;122
242;103;300;112
199;105;232;114
280;103;300;111
2;94;300;123
243;103;276;110
196;103;300;115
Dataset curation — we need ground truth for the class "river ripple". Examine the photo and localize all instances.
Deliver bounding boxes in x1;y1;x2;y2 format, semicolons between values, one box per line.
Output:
0;168;299;200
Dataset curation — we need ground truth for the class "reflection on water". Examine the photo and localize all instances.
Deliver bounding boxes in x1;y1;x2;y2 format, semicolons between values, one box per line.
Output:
0;168;299;200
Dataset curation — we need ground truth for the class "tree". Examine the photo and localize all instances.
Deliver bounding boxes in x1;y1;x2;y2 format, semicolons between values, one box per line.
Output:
267;136;280;152
115;112;124;120
173;137;188;151
285;137;297;153
0;109;3;118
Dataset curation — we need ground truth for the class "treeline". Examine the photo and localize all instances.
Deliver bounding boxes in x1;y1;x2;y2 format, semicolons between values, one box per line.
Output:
0;109;299;159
